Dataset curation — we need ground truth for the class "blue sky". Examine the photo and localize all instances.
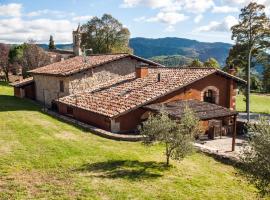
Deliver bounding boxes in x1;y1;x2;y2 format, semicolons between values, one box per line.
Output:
0;0;269;44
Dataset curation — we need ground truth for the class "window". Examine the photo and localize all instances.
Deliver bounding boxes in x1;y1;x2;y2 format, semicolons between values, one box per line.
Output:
60;80;64;92
67;106;73;116
203;89;216;104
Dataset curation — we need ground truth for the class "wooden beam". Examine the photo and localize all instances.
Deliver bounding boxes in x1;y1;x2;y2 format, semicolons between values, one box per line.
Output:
232;115;237;151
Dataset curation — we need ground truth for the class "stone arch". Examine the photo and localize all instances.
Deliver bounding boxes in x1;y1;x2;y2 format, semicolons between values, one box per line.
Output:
201;86;219;104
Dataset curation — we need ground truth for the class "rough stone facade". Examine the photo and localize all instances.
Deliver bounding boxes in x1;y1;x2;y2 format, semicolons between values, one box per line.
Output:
34;75;69;106
34;57;141;106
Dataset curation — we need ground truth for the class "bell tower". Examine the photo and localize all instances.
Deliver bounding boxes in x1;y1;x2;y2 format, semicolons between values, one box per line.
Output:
73;24;82;56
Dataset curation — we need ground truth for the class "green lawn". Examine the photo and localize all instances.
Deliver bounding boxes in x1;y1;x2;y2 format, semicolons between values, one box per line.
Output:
0;82;266;199
236;94;270;114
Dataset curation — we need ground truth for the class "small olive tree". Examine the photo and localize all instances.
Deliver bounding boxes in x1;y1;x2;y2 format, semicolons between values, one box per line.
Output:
140;106;200;166
241;117;270;196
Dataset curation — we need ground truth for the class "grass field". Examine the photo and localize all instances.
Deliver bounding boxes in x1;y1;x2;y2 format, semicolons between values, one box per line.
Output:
236;94;270;114
0;82;266;199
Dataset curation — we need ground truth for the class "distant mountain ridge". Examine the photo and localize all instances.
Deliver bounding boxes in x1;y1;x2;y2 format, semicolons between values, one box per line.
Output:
38;37;232;66
129;37;232;66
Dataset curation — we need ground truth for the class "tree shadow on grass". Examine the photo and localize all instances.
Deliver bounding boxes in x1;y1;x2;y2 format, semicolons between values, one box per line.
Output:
75;160;171;180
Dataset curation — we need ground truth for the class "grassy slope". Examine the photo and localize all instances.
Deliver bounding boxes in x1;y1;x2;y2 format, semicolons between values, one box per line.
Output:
236;94;270;114
0;82;264;199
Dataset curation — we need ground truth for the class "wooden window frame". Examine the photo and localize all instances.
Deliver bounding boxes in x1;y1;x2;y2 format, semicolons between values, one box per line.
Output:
60;80;64;92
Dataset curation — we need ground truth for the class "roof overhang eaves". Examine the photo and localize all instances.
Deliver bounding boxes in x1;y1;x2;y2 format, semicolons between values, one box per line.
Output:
216;70;246;84
55;98;115;118
143;102;239;120
111;70;217;119
28;54;163;77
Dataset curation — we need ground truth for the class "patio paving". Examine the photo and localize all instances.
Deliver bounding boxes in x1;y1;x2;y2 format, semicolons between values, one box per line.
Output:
195;136;247;161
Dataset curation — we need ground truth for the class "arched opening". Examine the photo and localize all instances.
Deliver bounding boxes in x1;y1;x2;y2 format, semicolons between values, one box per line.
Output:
203;89;215;103
201;86;219;104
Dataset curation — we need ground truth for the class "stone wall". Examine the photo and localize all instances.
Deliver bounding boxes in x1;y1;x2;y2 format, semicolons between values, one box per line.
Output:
34;75;69;106
34;57;141;106
68;57;140;93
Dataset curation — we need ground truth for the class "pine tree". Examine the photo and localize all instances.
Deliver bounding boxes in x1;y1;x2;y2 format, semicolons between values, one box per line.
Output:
48;35;56;50
230;2;270;112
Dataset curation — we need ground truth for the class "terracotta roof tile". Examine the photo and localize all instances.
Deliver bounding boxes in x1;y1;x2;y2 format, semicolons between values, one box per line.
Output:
57;68;217;118
29;54;128;76
28;53;163;76
144;99;238;120
10;77;34;87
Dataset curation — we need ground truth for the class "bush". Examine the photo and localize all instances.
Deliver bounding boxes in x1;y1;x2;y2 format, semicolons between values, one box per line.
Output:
140;106;200;166
241;117;270;196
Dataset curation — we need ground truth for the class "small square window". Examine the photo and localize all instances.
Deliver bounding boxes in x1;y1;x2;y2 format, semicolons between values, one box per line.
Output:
67;106;73;116
60;81;64;92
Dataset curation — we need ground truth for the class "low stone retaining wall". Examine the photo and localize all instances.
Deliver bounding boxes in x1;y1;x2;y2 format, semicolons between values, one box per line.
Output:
46;110;145;142
194;143;241;164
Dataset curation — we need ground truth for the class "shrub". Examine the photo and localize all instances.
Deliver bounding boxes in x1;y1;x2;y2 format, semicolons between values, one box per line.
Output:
241;117;270;196
140;106;200;166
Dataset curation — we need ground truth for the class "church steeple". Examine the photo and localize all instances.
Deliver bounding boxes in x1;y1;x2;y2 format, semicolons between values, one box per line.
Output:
73;24;82;56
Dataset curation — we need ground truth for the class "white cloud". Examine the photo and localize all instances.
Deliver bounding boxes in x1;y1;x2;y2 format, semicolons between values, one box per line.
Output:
212;5;239;13
164;25;175;32
0;3;93;43
183;0;215;13
225;0;270;15
122;0;215;13
72;15;93;22
147;11;189;25
196;15;238;32
194;14;203;23
121;0;172;9
26;9;77;19
0;17;75;43
0;3;22;17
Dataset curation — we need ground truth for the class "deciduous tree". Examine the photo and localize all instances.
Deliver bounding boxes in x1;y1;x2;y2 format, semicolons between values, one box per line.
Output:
204;58;220;69
20;43;50;78
140;106;200;166
230;2;270;111
0;43;10;82
81;14;132;54
189;59;203;68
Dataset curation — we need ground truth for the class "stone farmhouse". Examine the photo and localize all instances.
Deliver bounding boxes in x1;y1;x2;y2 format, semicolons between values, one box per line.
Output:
12;25;162;107
11;25;245;143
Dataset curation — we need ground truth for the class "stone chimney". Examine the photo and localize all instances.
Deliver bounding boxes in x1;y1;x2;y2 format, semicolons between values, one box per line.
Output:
228;65;236;76
136;66;148;78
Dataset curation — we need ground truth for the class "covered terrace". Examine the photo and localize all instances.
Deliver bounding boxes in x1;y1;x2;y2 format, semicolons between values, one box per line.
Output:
143;99;239;151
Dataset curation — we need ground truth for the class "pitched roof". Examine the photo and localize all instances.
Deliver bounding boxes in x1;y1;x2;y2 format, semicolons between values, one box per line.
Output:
144;99;238;120
10;77;34;87
57;67;218;118
28;53;162;76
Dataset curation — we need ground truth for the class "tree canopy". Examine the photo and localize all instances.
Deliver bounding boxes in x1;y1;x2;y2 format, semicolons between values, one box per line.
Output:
49;35;56;50
231;2;270;51
81;14;132;54
241;117;270;196
189;59;203;68
140;106;200;166
204;58;220;69
0;43;11;82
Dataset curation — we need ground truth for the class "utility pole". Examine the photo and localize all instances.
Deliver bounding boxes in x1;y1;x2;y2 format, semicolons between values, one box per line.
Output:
247;45;254;122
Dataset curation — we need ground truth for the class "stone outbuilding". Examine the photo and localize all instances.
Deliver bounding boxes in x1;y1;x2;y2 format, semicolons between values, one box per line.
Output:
19;53;161;107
